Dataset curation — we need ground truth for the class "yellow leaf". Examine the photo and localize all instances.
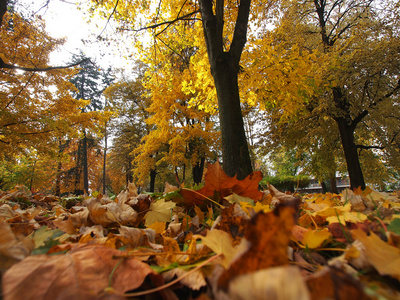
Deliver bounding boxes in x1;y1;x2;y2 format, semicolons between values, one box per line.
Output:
351;229;400;281
326;211;367;225
194;229;242;268
144;199;176;227
302;228;331;249
147;221;166;234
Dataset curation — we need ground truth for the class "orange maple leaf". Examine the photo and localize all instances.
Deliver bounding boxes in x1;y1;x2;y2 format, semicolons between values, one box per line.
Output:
180;162;263;207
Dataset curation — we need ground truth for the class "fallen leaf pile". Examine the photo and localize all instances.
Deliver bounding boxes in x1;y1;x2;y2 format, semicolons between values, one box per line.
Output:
1;163;400;299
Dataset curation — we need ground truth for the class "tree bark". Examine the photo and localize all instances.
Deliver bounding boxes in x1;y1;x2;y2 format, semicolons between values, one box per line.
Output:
199;0;253;179
330;175;338;194
333;88;366;190
193;157;205;184
213;59;253;179
102;126;107;195
335;117;366;190
82;130;89;194
149;168;157;193
0;0;6;28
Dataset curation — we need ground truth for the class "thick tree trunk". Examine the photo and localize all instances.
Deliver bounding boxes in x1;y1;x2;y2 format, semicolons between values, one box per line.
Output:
199;0;253;180
332;86;365;190
213;60;253;179
321;181;328;193
335;117;365;190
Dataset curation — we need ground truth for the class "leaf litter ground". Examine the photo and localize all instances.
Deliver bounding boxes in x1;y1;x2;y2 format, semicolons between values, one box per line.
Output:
1;162;400;299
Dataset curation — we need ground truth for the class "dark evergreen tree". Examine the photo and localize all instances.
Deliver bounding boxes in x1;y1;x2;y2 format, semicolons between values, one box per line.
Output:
68;52;114;194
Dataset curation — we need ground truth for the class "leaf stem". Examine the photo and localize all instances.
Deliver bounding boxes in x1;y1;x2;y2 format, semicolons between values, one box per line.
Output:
123;253;222;297
181;188;226;208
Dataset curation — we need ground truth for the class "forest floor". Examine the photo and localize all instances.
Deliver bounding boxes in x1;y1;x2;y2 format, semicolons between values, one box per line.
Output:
1;163;400;300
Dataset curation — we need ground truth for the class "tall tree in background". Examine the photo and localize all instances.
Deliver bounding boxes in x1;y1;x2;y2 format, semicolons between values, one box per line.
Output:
68;52;114;194
104;65;152;192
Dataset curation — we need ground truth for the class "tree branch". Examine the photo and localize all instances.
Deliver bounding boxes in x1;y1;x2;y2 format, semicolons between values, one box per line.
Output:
98;0;119;38
119;10;200;33
0;57;90;72
229;0;251;67
356;144;384;150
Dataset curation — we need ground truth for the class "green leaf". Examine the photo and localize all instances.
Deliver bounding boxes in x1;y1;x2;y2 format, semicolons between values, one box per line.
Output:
388;218;400;235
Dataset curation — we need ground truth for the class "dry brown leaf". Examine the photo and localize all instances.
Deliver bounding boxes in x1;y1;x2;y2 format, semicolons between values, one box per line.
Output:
218;200;299;289
87;198;138;227
0;204;15;219
2;243;164;300
163;267;207;290
307;266;370;300
225;266;310;300
268;184;299;204
53;217;77;234
164;182;179;194
0;222;34;273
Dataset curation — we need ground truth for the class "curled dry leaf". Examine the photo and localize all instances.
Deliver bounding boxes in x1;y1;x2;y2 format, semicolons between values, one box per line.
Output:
163;268;207;291
87;197;138;227
0;222;35;273
268;184;299;205
2;243;164;300
164;182;179;194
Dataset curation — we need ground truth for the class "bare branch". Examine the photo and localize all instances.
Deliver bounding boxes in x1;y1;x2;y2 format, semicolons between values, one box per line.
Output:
98;0;119;38
356;144;384;150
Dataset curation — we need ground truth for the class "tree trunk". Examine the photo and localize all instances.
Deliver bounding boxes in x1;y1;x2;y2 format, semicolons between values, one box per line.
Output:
335;117;366;190
149;169;157;193
213;59;253;179
330;175;338;194
332;86;365;190
193;157;205;184
199;0;253;180
55;139;63;196
82;130;89;194
102;126;107;195
125;158;133;187
321;181;328;193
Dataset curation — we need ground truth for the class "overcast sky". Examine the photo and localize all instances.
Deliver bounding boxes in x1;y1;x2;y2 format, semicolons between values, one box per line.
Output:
16;0;135;69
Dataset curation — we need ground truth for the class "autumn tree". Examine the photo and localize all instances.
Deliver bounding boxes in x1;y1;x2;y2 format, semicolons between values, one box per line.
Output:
86;0;279;179
67;53;114;194
0;11;92;158
131;24;220;191
104;66;151;193
245;0;400;189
